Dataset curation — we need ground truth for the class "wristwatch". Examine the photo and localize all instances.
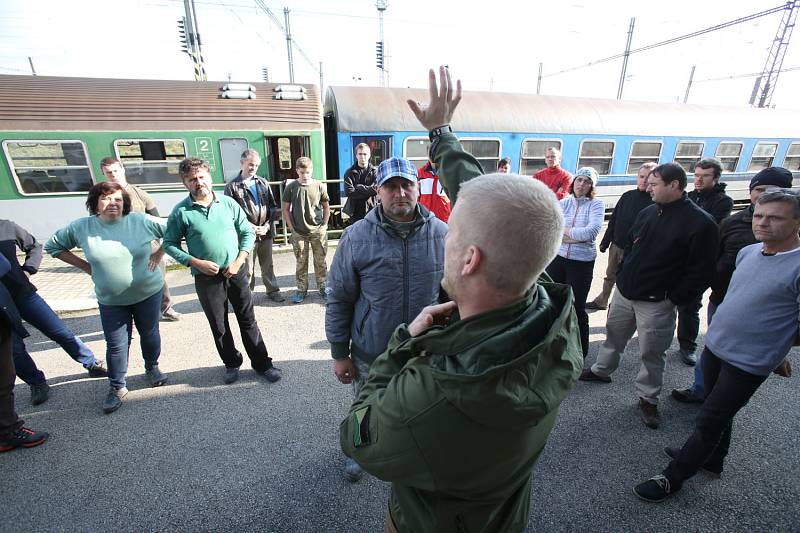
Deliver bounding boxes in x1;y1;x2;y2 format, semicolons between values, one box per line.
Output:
428;124;453;142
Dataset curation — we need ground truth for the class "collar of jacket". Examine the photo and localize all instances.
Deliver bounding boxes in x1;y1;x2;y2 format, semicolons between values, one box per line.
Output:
656;192;689;212
694;181;728;198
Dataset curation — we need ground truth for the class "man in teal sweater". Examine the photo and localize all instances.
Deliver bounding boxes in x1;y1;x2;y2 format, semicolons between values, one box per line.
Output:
340;67;582;532
164;158;281;385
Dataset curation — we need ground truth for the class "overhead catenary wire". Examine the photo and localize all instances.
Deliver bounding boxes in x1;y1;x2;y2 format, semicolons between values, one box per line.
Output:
541;4;788;79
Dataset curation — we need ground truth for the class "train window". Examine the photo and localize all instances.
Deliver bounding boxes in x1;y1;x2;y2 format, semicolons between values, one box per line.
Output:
784;142;800;171
460;139;501;173
2;140;94;195
578;140;615;175
114;139;186;186
715;142;743;172
627;142;662;174
277;138;292;170
219;138;249;183
520;139;562;175
748;142;778;172
404;137;431;169
673;142;704;172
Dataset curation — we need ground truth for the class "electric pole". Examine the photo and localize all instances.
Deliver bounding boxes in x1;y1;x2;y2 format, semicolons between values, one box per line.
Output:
617;17;635;100
376;0;388;87
284;8;295;83
750;0;798;107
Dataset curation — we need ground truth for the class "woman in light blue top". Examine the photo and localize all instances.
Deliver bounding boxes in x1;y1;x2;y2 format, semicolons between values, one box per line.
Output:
546;167;605;358
45;182;167;414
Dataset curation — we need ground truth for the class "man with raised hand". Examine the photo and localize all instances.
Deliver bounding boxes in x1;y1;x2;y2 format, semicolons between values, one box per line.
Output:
339;67;582;533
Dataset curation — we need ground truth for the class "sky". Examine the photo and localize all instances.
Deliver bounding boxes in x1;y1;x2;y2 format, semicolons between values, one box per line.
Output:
1;0;799;109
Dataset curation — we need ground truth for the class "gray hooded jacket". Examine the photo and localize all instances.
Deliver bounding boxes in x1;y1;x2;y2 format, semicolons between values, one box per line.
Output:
325;204;447;364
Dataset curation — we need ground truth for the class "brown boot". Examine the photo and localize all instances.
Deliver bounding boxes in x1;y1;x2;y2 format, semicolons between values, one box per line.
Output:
638;398;660;429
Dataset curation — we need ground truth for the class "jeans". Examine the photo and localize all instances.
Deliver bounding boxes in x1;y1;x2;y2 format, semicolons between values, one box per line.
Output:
0;322;23;438
12;290;97;385
98;289;162;390
690;300;718;396
194;268;272;371
592;292;676;404
676;294;703;353
546;255;595;358
664;347;766;487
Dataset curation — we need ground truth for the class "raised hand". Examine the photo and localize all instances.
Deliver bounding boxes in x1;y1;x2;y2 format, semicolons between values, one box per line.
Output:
407;66;462;131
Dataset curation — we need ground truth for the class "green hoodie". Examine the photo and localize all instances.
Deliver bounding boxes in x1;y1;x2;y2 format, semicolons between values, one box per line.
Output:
340;132;583;532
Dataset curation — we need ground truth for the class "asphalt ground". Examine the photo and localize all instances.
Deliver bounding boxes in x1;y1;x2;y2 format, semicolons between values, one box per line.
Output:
2;246;799;532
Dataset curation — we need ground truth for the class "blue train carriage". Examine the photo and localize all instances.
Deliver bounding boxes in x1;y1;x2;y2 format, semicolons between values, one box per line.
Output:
325;86;800;209
0;74;325;239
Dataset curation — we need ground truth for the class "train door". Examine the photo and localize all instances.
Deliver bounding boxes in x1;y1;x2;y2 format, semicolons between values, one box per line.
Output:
265;135;309;182
351;136;392;167
219;138;248;183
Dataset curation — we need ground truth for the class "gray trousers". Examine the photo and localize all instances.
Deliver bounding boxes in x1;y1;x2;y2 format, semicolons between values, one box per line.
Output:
158;260;173;314
591;292;677;404
247;237;280;294
591;243;624;308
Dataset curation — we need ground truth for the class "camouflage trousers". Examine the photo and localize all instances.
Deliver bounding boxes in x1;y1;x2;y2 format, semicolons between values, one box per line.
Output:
290;228;328;293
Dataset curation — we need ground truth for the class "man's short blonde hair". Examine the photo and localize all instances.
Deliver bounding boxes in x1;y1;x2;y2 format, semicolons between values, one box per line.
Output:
296;156;313;169
454;174;563;293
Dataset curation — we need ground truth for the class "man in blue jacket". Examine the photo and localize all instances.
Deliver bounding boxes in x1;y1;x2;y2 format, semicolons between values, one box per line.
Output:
326;156;448;482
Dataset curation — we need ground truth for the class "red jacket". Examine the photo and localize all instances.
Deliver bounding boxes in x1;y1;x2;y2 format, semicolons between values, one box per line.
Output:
417;162;451;223
534;166;573;200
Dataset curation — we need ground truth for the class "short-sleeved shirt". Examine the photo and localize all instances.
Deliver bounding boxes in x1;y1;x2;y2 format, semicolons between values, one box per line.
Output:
125;184;158;215
282;180;329;235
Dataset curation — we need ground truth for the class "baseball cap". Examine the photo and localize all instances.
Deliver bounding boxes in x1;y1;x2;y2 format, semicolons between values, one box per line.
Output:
376;157;418;186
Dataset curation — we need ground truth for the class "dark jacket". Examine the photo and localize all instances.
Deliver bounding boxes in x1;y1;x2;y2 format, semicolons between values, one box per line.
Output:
709;206;757;305
325;205;447;364
688;182;733;224
223;173;280;239
340;132;582;532
0;219;41;299
0;254;28;338
616;194;719;306
342;163;377;221
599;189;653;250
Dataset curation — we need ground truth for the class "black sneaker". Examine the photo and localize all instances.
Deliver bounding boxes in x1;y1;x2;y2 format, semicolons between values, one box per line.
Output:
579;368;612;383
224;367;240;384
633;474;678;502
586;301;607;311
671;388;703;404
638;399;660;429
258;366;282;383
678;349;697;366
0;427;49;452
87;360;108;377
102;387;128;414
30;382;50;405
663;446;723;477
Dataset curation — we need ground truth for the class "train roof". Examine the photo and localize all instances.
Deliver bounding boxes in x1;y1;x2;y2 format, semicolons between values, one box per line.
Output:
0;74;321;132
325;86;800;139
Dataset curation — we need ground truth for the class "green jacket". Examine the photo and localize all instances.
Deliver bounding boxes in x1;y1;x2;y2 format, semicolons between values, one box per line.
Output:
340;131;583;532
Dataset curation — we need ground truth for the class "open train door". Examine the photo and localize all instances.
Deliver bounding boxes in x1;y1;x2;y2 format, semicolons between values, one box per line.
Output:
265;135;310;182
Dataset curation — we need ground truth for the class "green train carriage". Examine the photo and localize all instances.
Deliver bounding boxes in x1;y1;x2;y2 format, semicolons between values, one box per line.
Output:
0;75;325;239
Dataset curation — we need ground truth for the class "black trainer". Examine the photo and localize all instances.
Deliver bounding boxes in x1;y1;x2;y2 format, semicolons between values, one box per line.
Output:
663;446;723;477
30;382;50;405
579;368;611;383
0;427;49;452
87;360;108;377
633;474;678;503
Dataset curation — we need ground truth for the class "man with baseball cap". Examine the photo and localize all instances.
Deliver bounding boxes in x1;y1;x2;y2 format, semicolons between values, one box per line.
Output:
325;155;448;482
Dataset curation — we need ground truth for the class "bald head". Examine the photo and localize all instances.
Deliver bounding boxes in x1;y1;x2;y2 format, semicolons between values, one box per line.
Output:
448;174;563;294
